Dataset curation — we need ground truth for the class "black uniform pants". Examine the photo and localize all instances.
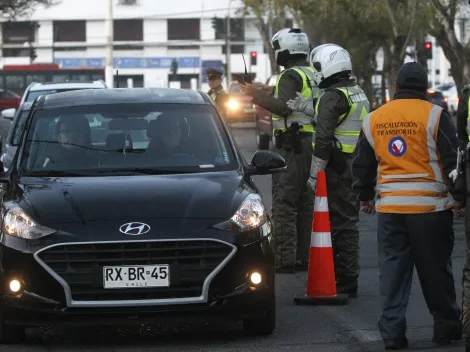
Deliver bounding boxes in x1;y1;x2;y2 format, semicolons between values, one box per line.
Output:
272;134;313;269
326;154;360;291
462;205;470;341
377;210;461;340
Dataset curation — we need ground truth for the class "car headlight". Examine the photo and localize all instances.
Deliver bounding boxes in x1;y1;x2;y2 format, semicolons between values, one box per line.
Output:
230;194;267;232
3;207;56;240
227;99;239;110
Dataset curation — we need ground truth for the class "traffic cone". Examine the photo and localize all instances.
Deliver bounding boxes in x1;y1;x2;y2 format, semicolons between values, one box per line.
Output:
294;171;348;305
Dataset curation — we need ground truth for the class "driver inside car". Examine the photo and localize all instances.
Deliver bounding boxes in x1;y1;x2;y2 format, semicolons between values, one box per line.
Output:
147;114;192;159
42;115;99;169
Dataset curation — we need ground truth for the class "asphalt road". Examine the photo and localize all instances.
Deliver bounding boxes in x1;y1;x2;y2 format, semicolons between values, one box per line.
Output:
0;123;466;351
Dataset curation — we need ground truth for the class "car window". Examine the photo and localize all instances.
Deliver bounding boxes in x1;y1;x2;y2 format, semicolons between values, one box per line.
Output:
19;103;238;175
25;88;97;102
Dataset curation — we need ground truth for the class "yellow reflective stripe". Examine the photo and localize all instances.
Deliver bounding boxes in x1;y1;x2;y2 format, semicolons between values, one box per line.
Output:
335;131;360;136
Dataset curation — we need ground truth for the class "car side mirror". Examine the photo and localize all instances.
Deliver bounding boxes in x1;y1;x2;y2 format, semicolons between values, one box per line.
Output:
247;150;286;175
1;108;15;121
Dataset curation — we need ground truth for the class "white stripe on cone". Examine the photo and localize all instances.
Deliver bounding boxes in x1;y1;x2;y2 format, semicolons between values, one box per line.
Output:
310;231;332;247
314;197;329;212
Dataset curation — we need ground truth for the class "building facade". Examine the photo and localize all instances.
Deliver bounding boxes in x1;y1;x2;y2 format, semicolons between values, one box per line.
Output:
0;0;282;91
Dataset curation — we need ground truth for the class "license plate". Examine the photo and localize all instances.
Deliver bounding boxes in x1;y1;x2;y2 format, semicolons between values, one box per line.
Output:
103;265;170;289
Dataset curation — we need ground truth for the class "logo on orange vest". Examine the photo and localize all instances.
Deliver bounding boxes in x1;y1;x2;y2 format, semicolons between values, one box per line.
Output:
388;136;407;157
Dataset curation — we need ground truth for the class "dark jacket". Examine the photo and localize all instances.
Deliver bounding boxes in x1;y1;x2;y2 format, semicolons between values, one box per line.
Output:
456;84;470;146
251;58;310;118
351;89;463;202
314;78;355;160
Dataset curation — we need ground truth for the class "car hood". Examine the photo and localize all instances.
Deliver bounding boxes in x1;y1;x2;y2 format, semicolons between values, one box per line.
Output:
13;171;252;225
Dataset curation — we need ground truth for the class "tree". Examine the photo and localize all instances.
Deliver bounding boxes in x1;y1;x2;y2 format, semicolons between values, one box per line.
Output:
287;0;387;101
0;0;58;20
239;0;289;75
427;0;470;94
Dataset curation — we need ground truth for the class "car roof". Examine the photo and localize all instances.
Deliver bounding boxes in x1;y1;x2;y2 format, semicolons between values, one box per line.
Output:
28;80;106;91
35;88;210;109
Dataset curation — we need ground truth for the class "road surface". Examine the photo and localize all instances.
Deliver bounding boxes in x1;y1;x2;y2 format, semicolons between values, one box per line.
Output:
0;123;465;351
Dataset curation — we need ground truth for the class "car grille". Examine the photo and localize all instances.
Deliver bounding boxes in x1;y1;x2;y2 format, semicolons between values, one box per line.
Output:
36;240;234;301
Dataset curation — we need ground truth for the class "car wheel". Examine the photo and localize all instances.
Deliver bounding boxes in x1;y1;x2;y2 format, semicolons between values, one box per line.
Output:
242;297;275;335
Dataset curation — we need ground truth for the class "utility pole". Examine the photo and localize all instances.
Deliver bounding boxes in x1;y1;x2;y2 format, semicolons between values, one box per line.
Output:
225;0;233;88
105;0;114;88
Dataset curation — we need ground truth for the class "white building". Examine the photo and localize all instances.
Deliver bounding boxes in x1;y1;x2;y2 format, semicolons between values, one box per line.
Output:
0;0;279;92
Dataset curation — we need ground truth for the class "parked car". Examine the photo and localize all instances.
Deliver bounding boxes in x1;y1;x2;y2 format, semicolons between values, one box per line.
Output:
427;89;449;111
0;89;20;111
0;87;284;343
3;80;107;118
0;102;32;171
225;82;256;123
0;81;108;171
431;83;458;115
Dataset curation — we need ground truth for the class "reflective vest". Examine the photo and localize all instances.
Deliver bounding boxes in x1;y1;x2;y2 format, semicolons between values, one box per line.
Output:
272;66;321;137
314;85;369;153
209;91;216;100
361;99;454;214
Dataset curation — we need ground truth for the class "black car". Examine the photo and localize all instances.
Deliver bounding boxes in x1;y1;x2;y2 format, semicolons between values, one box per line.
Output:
427;89;449;111
0;88;286;343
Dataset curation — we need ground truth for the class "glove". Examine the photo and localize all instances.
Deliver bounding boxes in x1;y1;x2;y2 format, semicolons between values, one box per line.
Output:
449;169;458;183
307;155;329;192
286;92;315;116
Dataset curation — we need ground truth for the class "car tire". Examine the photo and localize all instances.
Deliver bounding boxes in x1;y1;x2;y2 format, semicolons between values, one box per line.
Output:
242;298;275;335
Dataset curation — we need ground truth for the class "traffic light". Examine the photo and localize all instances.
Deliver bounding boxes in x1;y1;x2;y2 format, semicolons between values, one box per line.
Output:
29;47;37;62
211;17;217;29
424;41;432;59
250;51;257;66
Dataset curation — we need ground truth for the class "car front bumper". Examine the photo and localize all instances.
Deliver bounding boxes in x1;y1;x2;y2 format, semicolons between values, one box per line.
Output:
1;225;275;328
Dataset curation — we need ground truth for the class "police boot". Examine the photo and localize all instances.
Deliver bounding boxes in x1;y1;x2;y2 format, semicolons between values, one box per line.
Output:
384;337;408;350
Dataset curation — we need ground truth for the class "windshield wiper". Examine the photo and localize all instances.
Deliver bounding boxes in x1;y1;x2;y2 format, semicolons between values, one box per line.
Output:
97;168;198;175
22;170;94;177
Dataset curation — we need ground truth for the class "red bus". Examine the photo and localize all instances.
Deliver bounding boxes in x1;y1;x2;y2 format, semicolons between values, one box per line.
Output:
0;64;105;95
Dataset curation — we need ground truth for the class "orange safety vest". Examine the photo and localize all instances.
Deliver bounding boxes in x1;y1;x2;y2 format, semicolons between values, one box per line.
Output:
361;99;454;214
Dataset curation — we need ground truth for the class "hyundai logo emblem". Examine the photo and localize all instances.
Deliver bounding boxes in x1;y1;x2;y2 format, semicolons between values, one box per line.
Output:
119;222;151;235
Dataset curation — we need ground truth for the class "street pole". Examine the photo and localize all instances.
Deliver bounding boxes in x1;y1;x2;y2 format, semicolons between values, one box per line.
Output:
225;0;232;88
431;37;436;87
105;0;114;88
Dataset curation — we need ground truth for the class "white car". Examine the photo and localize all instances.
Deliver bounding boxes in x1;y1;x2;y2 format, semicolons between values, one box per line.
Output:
431;83;459;115
1;80;107;119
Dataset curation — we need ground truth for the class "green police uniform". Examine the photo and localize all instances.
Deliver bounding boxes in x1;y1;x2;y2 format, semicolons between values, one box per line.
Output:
271;65;321;271
206;68;229;116
313;81;369;295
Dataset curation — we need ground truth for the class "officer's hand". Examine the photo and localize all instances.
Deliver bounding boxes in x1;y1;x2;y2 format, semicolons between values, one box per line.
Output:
307;176;317;193
240;83;255;97
286;92;309;112
449;169;458;183
360;200;376;215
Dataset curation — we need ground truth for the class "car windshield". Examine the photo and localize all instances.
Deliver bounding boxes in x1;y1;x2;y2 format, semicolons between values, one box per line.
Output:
11;109;30;145
18;103;238;176
25;89;93;102
229;84;242;95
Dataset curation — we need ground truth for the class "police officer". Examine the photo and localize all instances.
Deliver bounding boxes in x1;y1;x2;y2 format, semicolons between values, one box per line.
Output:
352;62;462;349
454;83;470;351
207;68;229;115
240;28;318;273
287;44;369;297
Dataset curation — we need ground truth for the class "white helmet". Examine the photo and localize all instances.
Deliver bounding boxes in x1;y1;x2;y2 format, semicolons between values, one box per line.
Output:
309;44;336;67
310;44;352;88
271;28;309;66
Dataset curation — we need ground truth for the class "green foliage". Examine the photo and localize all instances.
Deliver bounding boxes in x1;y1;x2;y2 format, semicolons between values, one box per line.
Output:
0;0;59;21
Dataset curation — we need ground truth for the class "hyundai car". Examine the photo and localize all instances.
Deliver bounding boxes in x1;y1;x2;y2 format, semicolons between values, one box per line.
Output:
0;87;285;343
